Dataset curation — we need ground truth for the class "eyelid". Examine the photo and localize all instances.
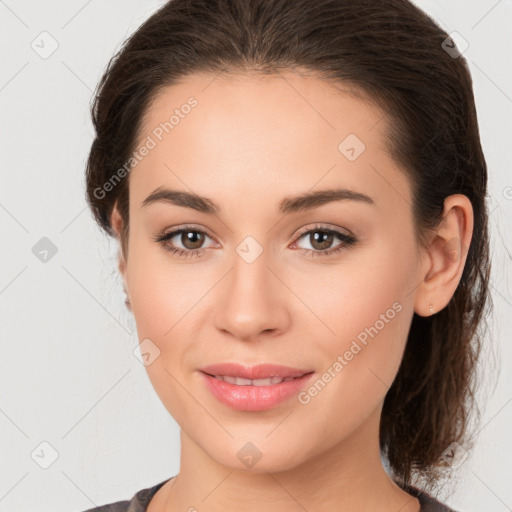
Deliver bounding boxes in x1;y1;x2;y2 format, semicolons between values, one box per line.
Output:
292;222;353;240
160;224;217;242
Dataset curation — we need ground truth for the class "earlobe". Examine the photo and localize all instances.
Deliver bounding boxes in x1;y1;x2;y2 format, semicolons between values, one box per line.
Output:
414;194;473;317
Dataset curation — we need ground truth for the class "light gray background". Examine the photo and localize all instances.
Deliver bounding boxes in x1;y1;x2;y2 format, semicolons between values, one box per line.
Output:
0;1;511;511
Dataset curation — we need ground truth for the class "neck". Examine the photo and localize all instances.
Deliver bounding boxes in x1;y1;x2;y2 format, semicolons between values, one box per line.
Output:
160;406;419;512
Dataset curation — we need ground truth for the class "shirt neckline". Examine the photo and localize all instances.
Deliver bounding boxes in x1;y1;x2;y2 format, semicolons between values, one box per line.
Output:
130;476;455;512
131;476;174;511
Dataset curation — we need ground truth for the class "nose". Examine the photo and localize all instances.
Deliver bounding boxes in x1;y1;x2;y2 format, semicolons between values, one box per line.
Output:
213;248;291;342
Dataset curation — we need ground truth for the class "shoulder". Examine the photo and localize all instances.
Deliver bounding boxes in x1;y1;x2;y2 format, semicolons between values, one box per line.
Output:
77;477;173;512
404;484;459;512
80;501;130;512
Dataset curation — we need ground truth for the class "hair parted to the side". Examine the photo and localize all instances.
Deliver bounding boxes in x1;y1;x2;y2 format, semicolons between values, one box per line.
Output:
85;0;492;492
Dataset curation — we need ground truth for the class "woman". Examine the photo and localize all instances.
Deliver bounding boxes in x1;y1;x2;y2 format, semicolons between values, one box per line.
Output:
82;0;491;510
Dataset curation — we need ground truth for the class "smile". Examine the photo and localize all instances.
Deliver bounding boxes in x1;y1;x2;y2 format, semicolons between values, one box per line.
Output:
209;375;299;386
199;367;315;411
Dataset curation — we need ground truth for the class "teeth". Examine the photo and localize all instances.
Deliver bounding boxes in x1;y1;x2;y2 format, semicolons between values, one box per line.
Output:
213;375;297;386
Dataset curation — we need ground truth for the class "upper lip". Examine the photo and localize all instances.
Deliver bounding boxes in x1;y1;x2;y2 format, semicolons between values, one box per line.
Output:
199;363;313;380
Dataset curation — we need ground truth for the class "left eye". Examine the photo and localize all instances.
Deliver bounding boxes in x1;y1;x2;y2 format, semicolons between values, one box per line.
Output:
292;227;357;257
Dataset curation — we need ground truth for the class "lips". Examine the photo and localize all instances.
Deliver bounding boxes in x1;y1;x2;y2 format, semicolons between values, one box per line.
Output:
198;363;315;411
199;362;312;381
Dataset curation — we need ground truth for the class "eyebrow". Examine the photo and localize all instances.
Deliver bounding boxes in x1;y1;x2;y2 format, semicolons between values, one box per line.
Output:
141;186;375;214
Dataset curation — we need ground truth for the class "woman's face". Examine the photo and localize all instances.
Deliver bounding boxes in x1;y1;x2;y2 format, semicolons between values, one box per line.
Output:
120;71;426;472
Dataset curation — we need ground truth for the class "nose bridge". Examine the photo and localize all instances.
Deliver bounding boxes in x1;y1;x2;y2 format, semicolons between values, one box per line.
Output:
214;237;289;339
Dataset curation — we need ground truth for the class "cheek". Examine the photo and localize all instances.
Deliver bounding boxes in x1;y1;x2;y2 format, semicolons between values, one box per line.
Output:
126;237;208;338
295;242;413;339
293;239;416;394
285;252;415;450
125;241;207;423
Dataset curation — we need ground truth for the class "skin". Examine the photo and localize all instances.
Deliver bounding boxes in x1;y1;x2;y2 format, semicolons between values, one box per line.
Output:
109;70;473;512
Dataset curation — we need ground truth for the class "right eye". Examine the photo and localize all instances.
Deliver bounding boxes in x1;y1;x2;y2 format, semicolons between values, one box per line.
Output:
153;225;217;258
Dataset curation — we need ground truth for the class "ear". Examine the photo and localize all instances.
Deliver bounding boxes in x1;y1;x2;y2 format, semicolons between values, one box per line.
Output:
414;194;474;317
110;201;128;287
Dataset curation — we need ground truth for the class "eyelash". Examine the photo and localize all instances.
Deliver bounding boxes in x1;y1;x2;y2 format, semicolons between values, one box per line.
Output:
153;223;358;259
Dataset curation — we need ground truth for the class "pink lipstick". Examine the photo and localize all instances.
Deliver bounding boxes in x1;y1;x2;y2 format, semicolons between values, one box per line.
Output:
199;363;314;412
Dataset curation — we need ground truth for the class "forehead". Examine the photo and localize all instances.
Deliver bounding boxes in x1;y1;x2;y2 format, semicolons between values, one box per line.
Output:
138;70;386;151
130;70;411;215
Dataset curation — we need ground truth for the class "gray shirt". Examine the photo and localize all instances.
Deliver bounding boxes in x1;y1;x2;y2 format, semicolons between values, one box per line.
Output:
79;477;458;512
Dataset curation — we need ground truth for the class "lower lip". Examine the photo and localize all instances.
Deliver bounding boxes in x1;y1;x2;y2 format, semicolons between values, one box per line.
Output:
200;371;314;412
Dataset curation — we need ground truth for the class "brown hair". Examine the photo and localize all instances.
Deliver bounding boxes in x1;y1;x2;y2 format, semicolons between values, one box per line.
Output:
85;0;492;492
